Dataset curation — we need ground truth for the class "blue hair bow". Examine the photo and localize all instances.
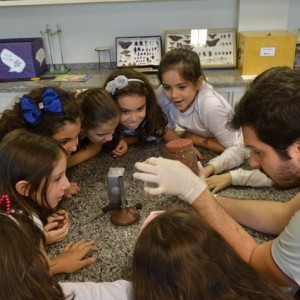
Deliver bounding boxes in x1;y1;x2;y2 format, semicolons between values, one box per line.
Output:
20;87;63;125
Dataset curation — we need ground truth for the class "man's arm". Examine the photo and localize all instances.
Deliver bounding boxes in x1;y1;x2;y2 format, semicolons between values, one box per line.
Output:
192;189;257;261
192;189;293;286
133;157;295;286
215;192;300;235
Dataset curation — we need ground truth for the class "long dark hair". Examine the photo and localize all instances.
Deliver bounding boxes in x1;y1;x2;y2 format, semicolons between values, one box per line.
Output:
0;213;67;299
76;87;119;131
104;68;168;140
133;208;292;300
0;129;66;224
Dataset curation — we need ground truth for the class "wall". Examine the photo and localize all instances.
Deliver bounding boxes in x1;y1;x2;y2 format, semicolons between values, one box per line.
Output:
0;0;299;64
0;0;238;64
238;0;290;31
288;0;300;37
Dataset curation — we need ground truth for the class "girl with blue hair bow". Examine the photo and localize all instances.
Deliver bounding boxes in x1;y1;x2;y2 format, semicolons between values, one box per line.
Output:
0;86;81;198
0;86;82;245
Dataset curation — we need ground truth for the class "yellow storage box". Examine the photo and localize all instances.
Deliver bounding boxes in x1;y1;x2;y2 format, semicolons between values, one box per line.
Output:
237;30;297;76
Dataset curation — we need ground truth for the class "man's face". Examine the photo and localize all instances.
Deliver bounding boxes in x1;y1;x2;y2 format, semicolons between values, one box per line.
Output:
243;126;300;188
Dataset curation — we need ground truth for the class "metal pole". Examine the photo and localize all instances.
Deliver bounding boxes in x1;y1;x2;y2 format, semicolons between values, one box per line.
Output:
45;24;55;73
56;23;66;72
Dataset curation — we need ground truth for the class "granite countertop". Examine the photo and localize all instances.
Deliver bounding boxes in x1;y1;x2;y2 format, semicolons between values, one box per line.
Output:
0;68;249;94
48;141;300;283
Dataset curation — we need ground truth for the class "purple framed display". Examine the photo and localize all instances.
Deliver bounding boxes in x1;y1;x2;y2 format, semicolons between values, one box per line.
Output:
0;37;47;80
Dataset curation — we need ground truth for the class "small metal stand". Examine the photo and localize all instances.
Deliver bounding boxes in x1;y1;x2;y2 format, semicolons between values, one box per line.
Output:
55;24;70;73
95;47;112;69
110;206;140;226
40;24;70;75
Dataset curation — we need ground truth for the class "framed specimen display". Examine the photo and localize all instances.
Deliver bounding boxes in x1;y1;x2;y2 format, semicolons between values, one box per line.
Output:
115;35;162;72
164;28;236;69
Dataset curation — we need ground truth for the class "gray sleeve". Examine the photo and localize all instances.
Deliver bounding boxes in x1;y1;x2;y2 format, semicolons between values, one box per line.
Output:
271;210;300;285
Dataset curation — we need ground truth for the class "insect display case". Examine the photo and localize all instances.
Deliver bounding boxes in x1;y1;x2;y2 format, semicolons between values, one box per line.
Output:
165;28;236;69
115;35;162;73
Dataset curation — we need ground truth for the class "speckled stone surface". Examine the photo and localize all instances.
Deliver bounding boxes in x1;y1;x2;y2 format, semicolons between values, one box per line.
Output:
0;67;249;94
47;141;300;283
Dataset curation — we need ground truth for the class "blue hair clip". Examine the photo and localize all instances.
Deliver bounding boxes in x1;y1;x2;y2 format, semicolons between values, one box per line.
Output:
20;87;63;125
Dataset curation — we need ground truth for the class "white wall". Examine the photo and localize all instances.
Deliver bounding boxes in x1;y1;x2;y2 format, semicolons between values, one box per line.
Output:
0;0;299;64
238;0;289;31
288;0;300;36
0;0;238;64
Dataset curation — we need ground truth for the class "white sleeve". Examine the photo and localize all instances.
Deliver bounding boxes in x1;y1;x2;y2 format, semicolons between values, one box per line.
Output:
230;169;272;187
207;145;249;174
60;280;132;300
206;132;249;174
32;213;43;231
271;210;300;285
204;109;238;148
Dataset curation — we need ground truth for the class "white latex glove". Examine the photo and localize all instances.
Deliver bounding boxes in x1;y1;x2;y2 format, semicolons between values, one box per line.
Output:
133;157;207;204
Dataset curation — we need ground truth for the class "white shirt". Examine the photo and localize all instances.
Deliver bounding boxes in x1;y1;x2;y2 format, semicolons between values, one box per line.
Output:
157;81;240;148
207;133;248;174
60;279;132;300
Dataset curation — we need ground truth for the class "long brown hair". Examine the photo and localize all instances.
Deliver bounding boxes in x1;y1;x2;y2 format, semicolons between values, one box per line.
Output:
104;68;168;140
76;87;119;131
0;213;67;299
133;208;292;300
0;129;66;224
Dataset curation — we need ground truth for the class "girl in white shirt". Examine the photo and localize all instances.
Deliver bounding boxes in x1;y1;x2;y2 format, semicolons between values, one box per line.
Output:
157;48;240;157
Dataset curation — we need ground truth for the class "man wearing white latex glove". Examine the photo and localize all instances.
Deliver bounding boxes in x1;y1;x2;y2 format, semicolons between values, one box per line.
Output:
134;68;300;288
134;157;207;204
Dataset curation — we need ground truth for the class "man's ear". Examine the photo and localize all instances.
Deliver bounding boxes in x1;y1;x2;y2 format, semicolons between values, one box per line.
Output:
292;139;300;153
15;181;30;196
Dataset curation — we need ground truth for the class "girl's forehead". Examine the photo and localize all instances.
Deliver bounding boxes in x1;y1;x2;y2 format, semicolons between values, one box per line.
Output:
53;119;81;137
92;117;119;132
51;154;67;174
117;94;146;109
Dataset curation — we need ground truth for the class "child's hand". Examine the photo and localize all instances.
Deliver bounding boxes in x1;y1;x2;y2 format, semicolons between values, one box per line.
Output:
204;164;215;178
44;210;69;244
64;181;81;199
112;139;128;157
206;173;232;193
50;240;97;275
